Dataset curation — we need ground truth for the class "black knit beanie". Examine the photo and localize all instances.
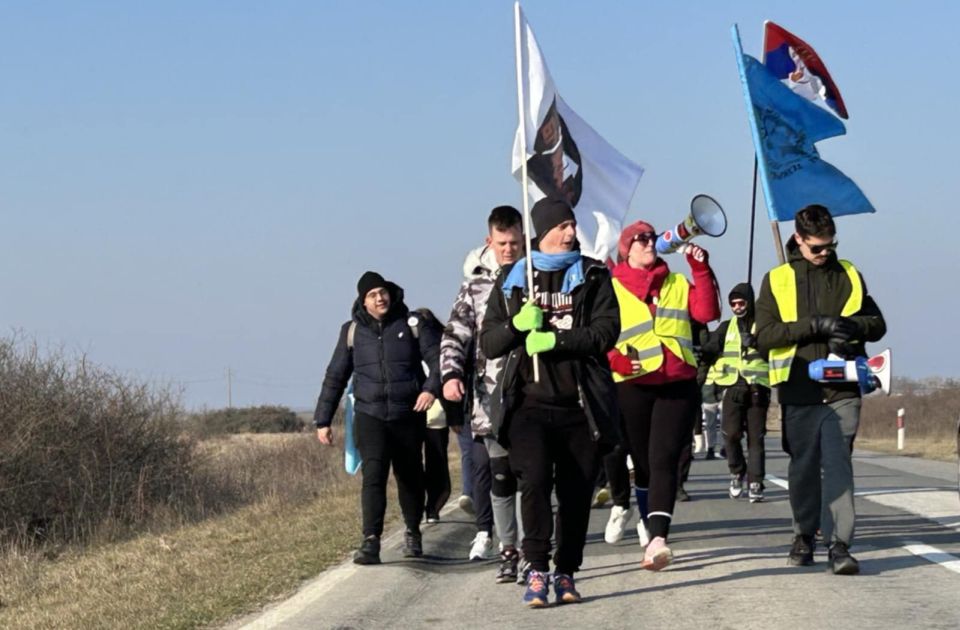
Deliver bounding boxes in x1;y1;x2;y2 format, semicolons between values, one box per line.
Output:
531;195;575;239
357;271;387;299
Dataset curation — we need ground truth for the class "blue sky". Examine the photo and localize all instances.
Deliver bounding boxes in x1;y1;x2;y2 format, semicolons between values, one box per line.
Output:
2;2;956;409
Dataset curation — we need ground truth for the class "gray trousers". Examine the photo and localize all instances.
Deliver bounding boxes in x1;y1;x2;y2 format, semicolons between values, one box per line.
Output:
782;398;860;546
484;436;524;548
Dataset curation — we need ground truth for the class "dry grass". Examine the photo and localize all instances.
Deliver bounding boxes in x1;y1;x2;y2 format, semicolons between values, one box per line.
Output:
0;432;463;629
854;437;958;462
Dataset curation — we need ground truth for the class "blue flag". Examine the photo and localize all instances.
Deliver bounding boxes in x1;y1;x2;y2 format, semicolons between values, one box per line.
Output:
732;26;874;222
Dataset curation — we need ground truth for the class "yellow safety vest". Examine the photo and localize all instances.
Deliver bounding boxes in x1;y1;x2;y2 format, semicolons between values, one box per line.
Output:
767;260;863;386
704;361;724;385
713;321;770;387
611;274;697;383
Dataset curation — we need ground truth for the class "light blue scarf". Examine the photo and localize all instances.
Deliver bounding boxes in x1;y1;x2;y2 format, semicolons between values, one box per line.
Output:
502;251;584;295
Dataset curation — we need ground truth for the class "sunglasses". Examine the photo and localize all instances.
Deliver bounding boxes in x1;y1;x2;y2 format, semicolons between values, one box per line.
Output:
631;231;657;246
730;299;747;308
807;240;838;255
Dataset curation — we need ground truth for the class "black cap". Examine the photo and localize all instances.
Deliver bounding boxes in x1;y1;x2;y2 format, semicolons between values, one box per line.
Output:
531;195;575;240
357;271;387;299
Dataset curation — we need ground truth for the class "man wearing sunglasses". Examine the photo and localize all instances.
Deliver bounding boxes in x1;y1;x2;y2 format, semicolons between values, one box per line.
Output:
755;205;886;575
703;283;770;503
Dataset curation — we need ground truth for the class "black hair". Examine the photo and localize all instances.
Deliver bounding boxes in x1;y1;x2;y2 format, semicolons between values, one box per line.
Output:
488;205;523;233
794;204;836;239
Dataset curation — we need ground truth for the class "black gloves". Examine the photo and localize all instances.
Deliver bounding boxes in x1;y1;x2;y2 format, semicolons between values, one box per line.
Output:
810;315;860;341
741;332;757;350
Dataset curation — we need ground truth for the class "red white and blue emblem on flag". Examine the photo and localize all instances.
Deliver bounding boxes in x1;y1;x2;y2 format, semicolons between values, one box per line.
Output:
763;21;848;119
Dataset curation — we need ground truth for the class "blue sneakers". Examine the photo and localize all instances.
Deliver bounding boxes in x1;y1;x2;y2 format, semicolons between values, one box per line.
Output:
522;570;549;608
552;572;582;604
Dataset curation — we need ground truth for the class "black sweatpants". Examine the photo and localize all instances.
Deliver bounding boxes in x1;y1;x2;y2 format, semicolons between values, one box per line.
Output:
597;444;632;509
471;437;494;534
722;386;769;484
424;427;451;518
619;379;699;539
355;412;425;537
508;406;599;575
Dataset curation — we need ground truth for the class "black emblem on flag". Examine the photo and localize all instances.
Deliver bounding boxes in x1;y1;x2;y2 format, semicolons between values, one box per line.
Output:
528;98;583;207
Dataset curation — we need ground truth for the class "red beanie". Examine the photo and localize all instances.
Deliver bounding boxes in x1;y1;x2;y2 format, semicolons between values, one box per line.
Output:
617;220;657;262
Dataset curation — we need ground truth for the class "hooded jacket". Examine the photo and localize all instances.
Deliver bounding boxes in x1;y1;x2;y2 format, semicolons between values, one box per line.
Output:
439;245;504;436
755;239;886;405
479;255;621;449
313;281;441;426
702;283;767;390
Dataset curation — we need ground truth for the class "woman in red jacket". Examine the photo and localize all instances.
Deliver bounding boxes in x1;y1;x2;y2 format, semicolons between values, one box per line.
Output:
608;220;720;570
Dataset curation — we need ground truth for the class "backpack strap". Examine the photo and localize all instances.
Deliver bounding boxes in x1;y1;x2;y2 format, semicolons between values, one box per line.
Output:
346;321;357;349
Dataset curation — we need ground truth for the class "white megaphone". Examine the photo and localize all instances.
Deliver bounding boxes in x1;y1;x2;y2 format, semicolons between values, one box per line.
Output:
656;194;728;254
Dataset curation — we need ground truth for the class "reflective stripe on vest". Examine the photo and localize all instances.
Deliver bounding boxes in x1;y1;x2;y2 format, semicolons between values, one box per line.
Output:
713;321;770;387
611;274;697;383
767;260;863;386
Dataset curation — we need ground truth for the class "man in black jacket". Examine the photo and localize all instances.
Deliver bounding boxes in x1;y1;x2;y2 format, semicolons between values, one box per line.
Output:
755;205;886;575
704;283;771;503
314;271;440;564
480;195;619;608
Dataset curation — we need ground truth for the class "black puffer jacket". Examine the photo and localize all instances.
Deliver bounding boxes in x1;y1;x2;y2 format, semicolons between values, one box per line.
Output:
755;240;886;405
479;257;621;450
313;282;441;426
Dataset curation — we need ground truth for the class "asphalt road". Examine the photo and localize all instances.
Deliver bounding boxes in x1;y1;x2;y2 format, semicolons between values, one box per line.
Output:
231;439;960;630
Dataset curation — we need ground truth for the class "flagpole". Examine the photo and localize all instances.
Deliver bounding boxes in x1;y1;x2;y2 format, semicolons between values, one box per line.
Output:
514;1;539;382
747;156;758;285
761;20;787;265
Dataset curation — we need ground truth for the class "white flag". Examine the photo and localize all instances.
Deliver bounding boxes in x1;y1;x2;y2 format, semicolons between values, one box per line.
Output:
511;5;644;262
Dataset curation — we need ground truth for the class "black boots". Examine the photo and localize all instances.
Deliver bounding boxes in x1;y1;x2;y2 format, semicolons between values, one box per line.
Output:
828;541;860;575
402;529;423;558
353;535;381;565
787;534;814;566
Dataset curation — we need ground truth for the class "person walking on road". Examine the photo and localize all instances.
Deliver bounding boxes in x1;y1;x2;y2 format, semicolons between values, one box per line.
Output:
441;205;527;579
481;195;620;607
755;205;886;575
314;272;441;565
606;219;720;571
704;283;771;503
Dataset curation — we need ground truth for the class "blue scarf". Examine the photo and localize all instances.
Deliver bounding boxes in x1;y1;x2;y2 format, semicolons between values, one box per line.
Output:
502;251;585;295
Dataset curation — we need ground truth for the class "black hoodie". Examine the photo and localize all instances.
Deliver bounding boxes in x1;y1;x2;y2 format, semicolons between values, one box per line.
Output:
314;282;441;426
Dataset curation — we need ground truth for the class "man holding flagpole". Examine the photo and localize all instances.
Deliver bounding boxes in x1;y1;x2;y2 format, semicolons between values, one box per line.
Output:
480;195;620;607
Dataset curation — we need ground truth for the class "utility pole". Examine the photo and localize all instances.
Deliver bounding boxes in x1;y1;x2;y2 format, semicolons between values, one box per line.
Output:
226;367;233;409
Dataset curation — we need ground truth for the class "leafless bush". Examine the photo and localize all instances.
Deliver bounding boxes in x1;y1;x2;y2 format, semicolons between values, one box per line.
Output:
0;338;204;546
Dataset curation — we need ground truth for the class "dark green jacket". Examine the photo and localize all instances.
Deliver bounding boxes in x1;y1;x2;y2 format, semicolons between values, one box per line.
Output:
755;240;886;405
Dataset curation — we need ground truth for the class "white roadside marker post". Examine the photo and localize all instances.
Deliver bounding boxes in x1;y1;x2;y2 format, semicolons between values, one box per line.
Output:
897;408;905;451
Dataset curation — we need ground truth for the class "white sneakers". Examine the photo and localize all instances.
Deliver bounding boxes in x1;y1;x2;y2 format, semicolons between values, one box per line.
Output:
637;521;651;548
469;531;494;560
604;505;635;544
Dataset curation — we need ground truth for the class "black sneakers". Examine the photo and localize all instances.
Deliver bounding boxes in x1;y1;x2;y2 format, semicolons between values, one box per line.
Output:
828;542;860;575
788;534;815;566
676;485;691;502
403;529;423;558
496;546;520;583
353;535;381;565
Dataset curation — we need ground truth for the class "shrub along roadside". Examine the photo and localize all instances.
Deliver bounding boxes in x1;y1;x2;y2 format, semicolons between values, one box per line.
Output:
0;434;463;630
182;406;307;438
0;338;200;547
